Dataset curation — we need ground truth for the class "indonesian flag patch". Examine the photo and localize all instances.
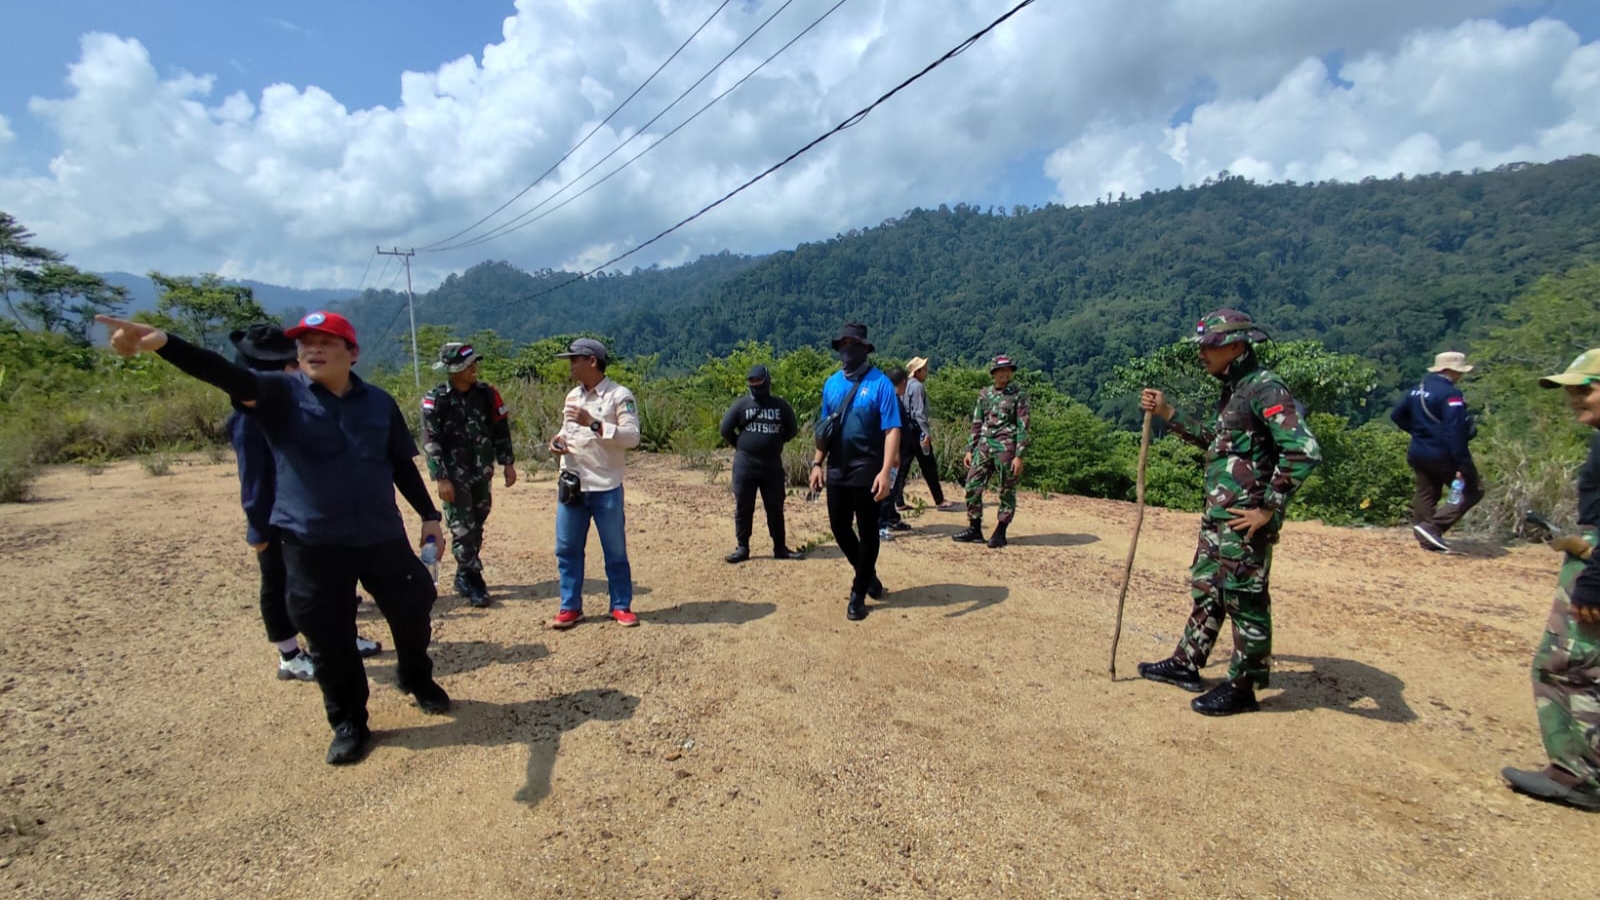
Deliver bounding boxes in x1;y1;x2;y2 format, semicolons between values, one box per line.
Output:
1447;397;1465;407
421;397;435;411
1262;403;1284;418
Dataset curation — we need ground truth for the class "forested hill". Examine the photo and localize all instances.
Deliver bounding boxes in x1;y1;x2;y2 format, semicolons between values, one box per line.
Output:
348;155;1600;414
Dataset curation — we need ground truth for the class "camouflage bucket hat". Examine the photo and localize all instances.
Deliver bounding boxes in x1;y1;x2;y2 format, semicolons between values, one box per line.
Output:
1189;308;1270;348
433;341;479;373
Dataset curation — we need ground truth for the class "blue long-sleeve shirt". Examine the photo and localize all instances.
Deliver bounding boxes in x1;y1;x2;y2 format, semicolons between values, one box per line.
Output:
228;410;276;545
1390;372;1473;469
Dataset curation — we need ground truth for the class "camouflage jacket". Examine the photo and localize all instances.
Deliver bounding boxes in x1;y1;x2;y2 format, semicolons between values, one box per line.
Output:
968;384;1031;456
421;381;514;482
1167;357;1321;521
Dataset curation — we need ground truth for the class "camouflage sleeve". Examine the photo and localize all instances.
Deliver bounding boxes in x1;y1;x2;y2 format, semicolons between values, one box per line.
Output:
488;385;515;466
1253;385;1322;511
1165;406;1215;450
420;389;446;480
968;392;985;454
1014;390;1031;457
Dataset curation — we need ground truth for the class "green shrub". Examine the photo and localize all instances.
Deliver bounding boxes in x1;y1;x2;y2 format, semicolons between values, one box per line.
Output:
1293;414;1413;525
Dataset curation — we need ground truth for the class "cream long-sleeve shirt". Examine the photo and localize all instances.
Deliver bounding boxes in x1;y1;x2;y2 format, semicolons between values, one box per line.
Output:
558;377;641;492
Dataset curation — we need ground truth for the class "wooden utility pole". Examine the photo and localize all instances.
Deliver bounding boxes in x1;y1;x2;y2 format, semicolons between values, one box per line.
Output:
376;247;420;386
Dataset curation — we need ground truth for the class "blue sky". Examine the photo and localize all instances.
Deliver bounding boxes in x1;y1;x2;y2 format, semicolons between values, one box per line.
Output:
4;1;1599;287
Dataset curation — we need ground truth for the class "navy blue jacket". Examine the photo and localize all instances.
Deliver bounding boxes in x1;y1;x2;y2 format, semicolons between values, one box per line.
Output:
1390;372;1473;469
228;410;276;545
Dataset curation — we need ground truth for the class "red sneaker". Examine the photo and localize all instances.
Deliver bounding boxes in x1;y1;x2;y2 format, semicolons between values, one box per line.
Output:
549;609;583;630
610;609;639;627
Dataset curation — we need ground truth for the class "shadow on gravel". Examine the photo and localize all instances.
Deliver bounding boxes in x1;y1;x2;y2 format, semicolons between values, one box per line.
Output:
1264;655;1417;722
382;688;641;806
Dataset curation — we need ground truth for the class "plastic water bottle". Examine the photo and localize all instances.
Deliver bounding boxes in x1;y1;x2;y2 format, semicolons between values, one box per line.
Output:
1446;476;1465;507
420;536;440;585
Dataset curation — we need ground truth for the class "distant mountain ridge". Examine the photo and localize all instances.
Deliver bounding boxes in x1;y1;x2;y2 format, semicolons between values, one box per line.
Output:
99;272;354;320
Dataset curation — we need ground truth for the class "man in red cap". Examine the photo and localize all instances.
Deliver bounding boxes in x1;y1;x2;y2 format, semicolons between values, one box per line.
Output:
96;310;450;766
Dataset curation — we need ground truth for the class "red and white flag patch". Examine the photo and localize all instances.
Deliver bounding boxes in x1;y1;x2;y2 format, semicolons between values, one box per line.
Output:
1262;403;1284;418
421;397;435;411
1447;397;1465;407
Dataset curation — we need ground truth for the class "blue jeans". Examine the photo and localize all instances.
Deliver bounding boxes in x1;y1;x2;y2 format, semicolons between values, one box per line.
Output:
555;485;632;613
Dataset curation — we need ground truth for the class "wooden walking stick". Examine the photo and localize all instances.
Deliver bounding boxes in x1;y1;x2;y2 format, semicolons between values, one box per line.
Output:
1109;409;1154;680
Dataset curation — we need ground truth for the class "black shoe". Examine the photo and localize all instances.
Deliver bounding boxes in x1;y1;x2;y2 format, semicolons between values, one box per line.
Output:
401;679;452;715
951;520;985;543
326;722;372;766
1413;523;1452;553
773;546;805;561
453;573;474;599
867;577;885;600
846;593;868;621
1191;682;1260;716
1137;657;1204;692
987;522;1009;549
1502;766;1600;811
889;521;912;532
725;545;750;564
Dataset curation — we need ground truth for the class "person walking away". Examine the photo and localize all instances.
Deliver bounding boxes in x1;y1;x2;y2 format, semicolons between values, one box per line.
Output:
1135;309;1322;716
1390;350;1484;553
227;324;381;682
879;367;917;539
808;323;901;622
1502;349;1600;810
951;355;1030;549
719;364;804;563
905;356;959;511
546;339;642;630
98;311;449;766
421;341;517;608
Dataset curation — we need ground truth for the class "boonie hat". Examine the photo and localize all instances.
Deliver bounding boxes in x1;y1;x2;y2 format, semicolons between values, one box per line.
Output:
230;323;298;370
1427;351;1474;374
1189;309;1269;348
285;310;359;348
433;342;479;374
989;355;1018;373
1538;349;1600;389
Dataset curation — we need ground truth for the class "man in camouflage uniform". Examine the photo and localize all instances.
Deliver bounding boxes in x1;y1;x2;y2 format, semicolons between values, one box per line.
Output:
951;355;1030;550
1502;348;1600;811
422;342;516;608
1136;310;1322;716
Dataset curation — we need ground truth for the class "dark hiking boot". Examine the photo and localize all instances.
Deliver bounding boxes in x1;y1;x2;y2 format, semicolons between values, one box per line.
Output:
1502;766;1600;811
888;520;912;532
326;722;372;766
453;572;474;599
725;545;751;564
401;679;452;715
867;577;885;600
1192;682;1260;716
466;571;492;608
773;546;805;561
1137;656;1204;692
987;521;1010;549
951;520;986;543
846;592;868;621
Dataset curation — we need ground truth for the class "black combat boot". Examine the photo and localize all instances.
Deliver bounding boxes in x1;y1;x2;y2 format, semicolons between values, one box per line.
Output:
773;546;805;560
987;521;1009;549
1137;656;1204;692
725;545;751;564
453;572;474;600
466;571;491;608
846;591;868;621
1191;682;1260;716
951;519;985;543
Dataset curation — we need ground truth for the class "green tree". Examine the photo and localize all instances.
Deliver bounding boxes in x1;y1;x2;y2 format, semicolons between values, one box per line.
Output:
1105;339;1378;422
17;263;129;343
142;272;273;350
0;212;64;326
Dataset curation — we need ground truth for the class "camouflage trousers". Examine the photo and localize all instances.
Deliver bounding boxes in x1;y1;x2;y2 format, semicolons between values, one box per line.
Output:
444;476;494;574
1174;516;1281;688
964;439;1018;524
1532;527;1600;790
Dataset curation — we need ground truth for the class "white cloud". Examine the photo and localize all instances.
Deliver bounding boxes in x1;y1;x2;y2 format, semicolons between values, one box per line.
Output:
0;113;13;148
1;0;1595;288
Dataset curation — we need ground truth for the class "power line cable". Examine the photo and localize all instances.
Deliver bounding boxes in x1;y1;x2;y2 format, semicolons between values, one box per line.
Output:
452;0;1043;314
424;0;810;254
431;0;852;253
416;0;735;251
351;248;377;294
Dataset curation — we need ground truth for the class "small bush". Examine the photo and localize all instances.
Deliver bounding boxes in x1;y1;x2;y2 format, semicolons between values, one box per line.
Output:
139;453;175;477
0;438;38;503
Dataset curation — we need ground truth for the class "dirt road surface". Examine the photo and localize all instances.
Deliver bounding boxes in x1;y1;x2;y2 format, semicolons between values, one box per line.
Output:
0;456;1586;899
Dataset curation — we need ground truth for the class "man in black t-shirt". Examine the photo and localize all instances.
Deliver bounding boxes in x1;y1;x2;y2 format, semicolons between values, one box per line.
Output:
719;365;803;562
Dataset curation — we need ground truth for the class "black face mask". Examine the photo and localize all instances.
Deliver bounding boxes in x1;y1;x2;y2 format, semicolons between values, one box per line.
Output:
838;344;870;376
749;381;771;400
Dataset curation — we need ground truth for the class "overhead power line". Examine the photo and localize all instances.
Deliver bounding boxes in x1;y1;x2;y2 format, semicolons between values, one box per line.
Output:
351;248;377;294
453;0;1045;314
417;0;735;251
424;0;819;254
429;0;852;254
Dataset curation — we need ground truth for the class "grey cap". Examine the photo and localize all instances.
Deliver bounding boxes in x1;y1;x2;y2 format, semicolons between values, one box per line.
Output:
555;337;609;366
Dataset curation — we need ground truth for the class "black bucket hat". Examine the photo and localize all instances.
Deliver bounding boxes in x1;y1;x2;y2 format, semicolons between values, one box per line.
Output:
830;322;875;352
230;324;298;371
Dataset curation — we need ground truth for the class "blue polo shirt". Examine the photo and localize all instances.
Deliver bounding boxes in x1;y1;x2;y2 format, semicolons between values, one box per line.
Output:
820;367;902;488
247;371;418;547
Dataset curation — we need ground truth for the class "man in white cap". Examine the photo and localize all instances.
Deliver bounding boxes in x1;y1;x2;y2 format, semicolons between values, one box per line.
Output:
1391;350;1483;552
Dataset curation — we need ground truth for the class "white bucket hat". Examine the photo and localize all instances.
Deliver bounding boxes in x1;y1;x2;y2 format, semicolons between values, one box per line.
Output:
1427;351;1474;374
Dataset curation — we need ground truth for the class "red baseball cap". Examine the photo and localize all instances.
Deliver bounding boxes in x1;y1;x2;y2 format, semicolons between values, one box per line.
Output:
285;311;358;348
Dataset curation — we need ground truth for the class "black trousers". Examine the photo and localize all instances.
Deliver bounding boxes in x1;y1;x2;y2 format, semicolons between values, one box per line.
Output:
255;532;296;643
827;484;881;596
281;535;437;731
1410;458;1485;536
732;455;787;549
907;437;946;505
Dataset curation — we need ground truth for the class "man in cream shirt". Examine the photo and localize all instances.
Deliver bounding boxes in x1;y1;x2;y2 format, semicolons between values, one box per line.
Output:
547;338;642;629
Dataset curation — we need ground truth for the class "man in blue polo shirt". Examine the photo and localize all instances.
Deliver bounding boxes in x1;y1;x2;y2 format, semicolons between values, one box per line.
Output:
808;322;902;621
96;311;449;767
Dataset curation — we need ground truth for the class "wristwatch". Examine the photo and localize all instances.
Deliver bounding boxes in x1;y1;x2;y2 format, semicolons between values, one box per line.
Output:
588;420;602;434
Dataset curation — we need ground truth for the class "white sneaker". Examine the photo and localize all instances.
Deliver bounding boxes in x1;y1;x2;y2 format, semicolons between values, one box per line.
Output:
878;528;894;542
277;652;315;682
355;635;382;657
